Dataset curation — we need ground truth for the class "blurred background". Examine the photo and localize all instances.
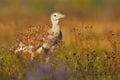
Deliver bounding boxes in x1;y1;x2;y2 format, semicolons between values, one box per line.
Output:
0;0;120;20
0;0;120;47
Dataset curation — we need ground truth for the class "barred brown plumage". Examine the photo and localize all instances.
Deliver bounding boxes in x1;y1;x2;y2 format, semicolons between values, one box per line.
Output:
18;25;50;46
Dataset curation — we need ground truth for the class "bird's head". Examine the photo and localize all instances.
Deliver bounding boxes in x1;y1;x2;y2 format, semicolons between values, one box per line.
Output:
51;12;65;23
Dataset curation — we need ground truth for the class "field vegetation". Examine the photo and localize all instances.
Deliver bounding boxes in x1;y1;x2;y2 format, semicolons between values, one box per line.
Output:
0;17;120;80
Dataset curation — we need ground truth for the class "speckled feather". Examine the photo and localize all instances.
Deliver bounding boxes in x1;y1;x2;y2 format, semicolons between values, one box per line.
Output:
18;25;51;46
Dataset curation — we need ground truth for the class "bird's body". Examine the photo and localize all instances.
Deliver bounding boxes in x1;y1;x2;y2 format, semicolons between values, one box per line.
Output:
13;12;65;60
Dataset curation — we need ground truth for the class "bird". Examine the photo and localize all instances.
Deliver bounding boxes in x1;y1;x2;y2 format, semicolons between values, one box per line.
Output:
12;12;65;60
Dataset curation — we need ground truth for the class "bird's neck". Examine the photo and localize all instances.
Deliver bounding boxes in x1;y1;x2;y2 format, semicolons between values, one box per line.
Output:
51;20;60;32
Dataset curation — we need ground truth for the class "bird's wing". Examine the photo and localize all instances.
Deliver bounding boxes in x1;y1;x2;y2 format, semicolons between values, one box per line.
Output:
13;25;51;53
18;25;51;46
40;31;60;49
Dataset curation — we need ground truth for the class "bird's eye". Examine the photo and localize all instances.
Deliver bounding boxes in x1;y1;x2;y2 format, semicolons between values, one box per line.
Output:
54;15;56;17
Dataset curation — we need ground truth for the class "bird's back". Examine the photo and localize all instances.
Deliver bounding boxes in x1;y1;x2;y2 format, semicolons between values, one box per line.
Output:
12;25;51;54
18;25;51;46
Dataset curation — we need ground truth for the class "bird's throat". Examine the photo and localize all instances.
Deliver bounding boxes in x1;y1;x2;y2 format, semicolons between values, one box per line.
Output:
51;20;60;33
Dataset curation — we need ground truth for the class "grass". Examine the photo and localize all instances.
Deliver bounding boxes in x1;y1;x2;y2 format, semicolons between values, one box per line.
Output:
57;25;120;80
0;17;120;80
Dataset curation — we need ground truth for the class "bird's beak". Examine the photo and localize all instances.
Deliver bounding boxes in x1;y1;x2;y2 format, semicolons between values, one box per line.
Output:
60;14;65;18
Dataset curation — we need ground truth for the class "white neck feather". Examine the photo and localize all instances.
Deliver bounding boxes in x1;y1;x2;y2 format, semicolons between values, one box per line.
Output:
51;20;60;33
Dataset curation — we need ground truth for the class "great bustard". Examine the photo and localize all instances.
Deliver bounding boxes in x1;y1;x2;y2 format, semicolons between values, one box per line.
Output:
13;12;65;60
